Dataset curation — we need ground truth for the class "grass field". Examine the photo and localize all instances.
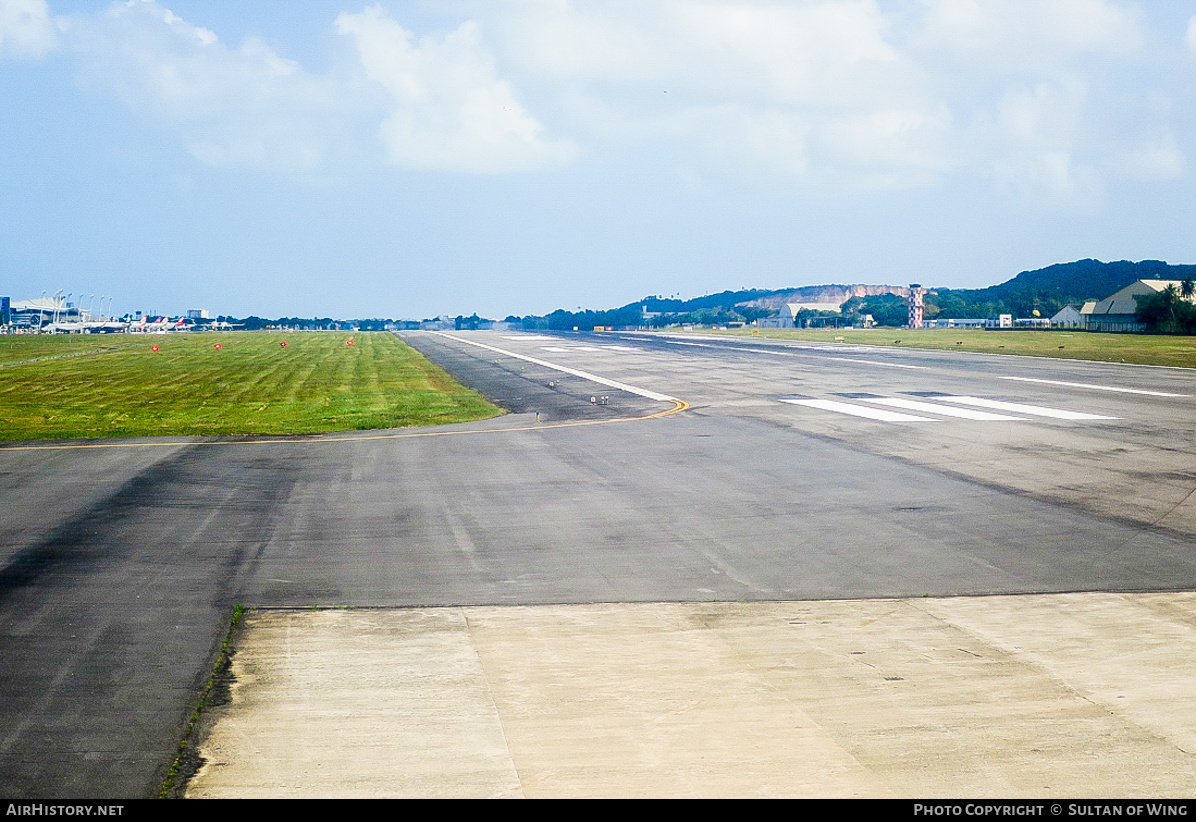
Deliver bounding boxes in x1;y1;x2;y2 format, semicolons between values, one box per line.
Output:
702;327;1196;368
0;332;501;441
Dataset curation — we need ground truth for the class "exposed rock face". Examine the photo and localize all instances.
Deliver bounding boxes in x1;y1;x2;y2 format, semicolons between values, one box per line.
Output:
739;284;910;310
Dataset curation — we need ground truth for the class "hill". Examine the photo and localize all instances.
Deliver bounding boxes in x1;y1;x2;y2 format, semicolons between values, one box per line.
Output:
640;261;1196;320
937;259;1196;317
506;259;1196;330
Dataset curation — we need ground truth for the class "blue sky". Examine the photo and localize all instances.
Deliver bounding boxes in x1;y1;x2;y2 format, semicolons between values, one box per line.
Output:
2;0;1195;320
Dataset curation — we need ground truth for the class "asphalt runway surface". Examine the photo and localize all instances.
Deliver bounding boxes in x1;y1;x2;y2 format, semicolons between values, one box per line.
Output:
1;329;1194;797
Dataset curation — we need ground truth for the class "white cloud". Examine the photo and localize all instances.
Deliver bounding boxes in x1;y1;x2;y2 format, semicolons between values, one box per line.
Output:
496;1;950;185
819;105;956;186
1111;133;1186;181
336;6;574;173
58;1;570;174
740;112;810;176
64;0;347;170
0;0;55;58
906;1;1179;206
1187;15;1196;52
919;0;1141;70
503;0;904;104
18;0;1189;205
673;0;900;102
981;80;1106;206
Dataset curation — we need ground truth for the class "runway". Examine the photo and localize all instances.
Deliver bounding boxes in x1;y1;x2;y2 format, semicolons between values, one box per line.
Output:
1;330;1194;797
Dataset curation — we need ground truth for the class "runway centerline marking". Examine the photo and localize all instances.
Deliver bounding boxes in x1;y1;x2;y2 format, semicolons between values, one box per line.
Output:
997;376;1189;398
433;332;680;403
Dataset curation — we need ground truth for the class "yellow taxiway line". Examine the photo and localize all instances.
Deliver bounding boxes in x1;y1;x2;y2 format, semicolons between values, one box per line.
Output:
0;400;690;453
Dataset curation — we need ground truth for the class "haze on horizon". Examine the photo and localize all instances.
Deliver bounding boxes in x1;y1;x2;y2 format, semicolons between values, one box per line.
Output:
2;0;1195;321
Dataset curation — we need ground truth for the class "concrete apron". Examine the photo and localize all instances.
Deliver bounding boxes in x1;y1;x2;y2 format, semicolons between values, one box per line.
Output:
187;593;1196;799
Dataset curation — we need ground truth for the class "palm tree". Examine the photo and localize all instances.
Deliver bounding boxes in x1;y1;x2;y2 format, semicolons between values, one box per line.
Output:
1179;279;1196;335
1164;284;1179;325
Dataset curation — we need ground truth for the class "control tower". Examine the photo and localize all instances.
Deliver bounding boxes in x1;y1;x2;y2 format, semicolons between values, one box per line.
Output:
908;284;925;329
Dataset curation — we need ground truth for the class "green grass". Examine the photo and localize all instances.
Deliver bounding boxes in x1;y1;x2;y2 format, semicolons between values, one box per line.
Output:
159;603;247;799
0;332;501;440
0;334;126;366
700;327;1196;368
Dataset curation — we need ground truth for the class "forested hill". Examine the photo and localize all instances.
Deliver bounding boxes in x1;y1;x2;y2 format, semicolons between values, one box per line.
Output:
634;260;1196;318
964;259;1196;304
504;259;1196;330
924;259;1196;319
636;289;784;313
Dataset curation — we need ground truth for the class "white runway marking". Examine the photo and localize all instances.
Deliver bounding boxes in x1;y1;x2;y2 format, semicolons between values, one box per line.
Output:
782;394;1118;423
935;396;1118;420
781;399;937;423
434;333;680;403
840;359;928;370
660;337;928;370
861;397;1025;421
540;345;614;353
997;376;1189;398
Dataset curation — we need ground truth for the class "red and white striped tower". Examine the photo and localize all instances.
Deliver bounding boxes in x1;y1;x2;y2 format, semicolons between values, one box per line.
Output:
908;283;924;329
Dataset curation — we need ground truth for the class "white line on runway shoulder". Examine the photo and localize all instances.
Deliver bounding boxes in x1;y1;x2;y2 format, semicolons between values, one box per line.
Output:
997;376;1189;397
433;333;679;402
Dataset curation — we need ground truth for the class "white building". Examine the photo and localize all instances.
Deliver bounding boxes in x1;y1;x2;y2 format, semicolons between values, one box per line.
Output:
1050;305;1085;328
1084;279;1195;332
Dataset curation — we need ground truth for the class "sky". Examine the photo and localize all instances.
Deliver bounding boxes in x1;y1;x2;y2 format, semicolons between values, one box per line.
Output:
2;0;1196;320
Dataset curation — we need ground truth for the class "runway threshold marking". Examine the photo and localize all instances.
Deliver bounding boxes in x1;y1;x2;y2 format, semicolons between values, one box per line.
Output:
936;396;1118;421
997;376;1189;398
432;332;680;403
781;394;1118;423
861;397;1024;421
780;398;937;423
